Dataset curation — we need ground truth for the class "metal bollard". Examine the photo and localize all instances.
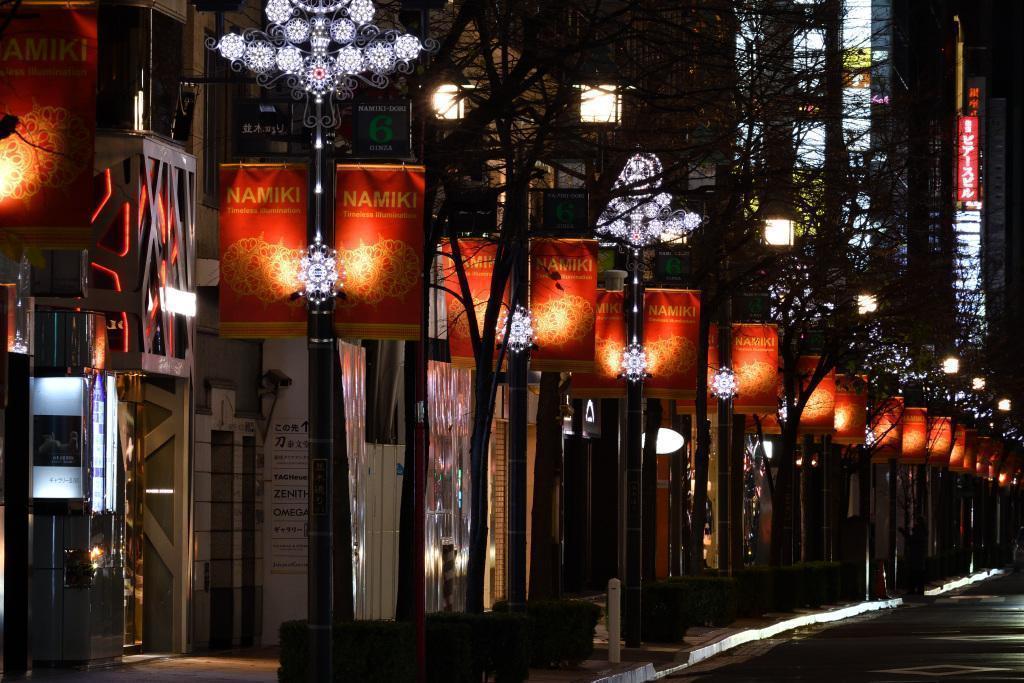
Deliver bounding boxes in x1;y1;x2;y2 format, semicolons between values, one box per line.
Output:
608;578;621;664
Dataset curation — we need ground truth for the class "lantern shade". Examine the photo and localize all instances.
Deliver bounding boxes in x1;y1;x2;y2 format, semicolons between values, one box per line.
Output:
926;416;954;467
948;425;967;472
833;374;867;445
796;356;836;435
869;397;904;463
900;407;928;465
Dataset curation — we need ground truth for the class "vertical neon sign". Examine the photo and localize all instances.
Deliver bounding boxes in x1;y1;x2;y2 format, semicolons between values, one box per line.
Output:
957;115;979;205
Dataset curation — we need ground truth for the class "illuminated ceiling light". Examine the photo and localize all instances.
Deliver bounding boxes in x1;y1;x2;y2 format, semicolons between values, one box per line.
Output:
710;366;738;400
433;83;465;120
298;237;340;305
208;0;436;104
641;427;686;455
160;287;197;317
620;342;650;383
997;398;1012;412
857;293;877;315
497;304;535;354
763;441;773;460
972;376;986;391
579;84;620;124
942;356;960;374
596;153;702;248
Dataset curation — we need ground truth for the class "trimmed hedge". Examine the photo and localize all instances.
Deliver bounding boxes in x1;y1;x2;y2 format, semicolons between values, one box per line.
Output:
279;612;531;683
642;577;738;643
802;562;841;608
734;566;774;618
841;561;867;601
494;599;602;668
279;619;416;683
772;565;804;612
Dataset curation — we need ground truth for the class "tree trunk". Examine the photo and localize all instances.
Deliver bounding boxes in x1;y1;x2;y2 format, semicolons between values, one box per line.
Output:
642;398;662;581
529;371;562;600
770;423;797;566
689;306;712;574
465;369;497;613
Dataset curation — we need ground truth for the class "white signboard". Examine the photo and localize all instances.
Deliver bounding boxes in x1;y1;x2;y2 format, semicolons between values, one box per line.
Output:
269;419;308;573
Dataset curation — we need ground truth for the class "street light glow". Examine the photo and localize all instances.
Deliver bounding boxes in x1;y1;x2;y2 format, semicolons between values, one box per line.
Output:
972;376;986;391
764;218;794;247
942;356;960;374
580;84;620;124
433;84;465;120
997;398;1011;412
857;294;878;315
641;428;686;455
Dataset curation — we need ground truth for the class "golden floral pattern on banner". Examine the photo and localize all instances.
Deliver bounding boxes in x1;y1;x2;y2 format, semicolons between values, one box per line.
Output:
646;335;696;378
448;296;489;339
221;235;304;305
0;104;89;202
337;238;418;307
803;387;832;422
533;294;595;347
595;337;623;378
736;360;777;398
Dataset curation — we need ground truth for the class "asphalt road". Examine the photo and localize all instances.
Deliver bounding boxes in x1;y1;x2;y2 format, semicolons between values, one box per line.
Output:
672;571;1024;681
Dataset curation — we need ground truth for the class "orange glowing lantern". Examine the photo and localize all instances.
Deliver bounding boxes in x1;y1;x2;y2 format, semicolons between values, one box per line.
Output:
900;407;928;465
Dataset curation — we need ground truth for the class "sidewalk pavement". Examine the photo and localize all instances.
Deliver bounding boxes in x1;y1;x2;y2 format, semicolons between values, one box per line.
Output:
534;567;1008;683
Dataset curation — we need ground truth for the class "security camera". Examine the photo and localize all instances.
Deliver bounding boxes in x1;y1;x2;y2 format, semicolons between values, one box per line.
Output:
262;369;292;388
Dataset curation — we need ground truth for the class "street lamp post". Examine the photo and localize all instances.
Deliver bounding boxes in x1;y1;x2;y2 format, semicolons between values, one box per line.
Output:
596;153;701;647
208;4;433;681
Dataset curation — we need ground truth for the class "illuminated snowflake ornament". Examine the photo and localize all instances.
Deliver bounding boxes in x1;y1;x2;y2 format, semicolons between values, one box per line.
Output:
299;238;340;305
620;342;650;383
498;305;535;354
596;153;703;248
208;0;437;106
711;366;739;400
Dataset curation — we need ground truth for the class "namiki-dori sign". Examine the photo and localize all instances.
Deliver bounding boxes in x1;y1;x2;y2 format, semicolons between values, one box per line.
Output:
957;115;979;205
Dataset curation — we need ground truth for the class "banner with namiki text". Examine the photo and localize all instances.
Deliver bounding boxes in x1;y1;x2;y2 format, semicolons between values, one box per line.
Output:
645;289;700;400
731;324;779;414
569;290;625;398
443;239;507;368
833;374;867;445
0;6;97;248
796;356;835;435
529;239;598;372
900;406;928;465
218;165;307;338
334;164;425;339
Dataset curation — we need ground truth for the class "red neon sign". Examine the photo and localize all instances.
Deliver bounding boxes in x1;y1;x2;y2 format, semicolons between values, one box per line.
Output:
957;116;979;204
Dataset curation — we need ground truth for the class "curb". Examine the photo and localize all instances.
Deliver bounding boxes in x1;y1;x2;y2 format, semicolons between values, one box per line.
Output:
651;597;902;679
923;567;1007;596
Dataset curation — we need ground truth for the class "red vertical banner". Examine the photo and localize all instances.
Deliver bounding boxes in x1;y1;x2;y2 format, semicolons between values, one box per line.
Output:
900;407;928;465
869;397;904;463
833;374;867;445
926;416;953;467
529;239;598;372
957;116;980;204
219;165;307;337
732;324;779;414
334;164;425;340
962;429;978;475
569;290;625;398
948;425;967;473
0;6;97;248
645;289;700;400
976;437;992;477
796;356;835;435
442;239;505;368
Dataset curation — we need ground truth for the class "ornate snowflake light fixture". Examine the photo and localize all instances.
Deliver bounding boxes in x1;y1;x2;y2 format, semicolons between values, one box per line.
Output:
620;342;650;383
711;366;739;400
298;237;340;305
596;153;702;248
208;0;437;105
498;305;535;354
